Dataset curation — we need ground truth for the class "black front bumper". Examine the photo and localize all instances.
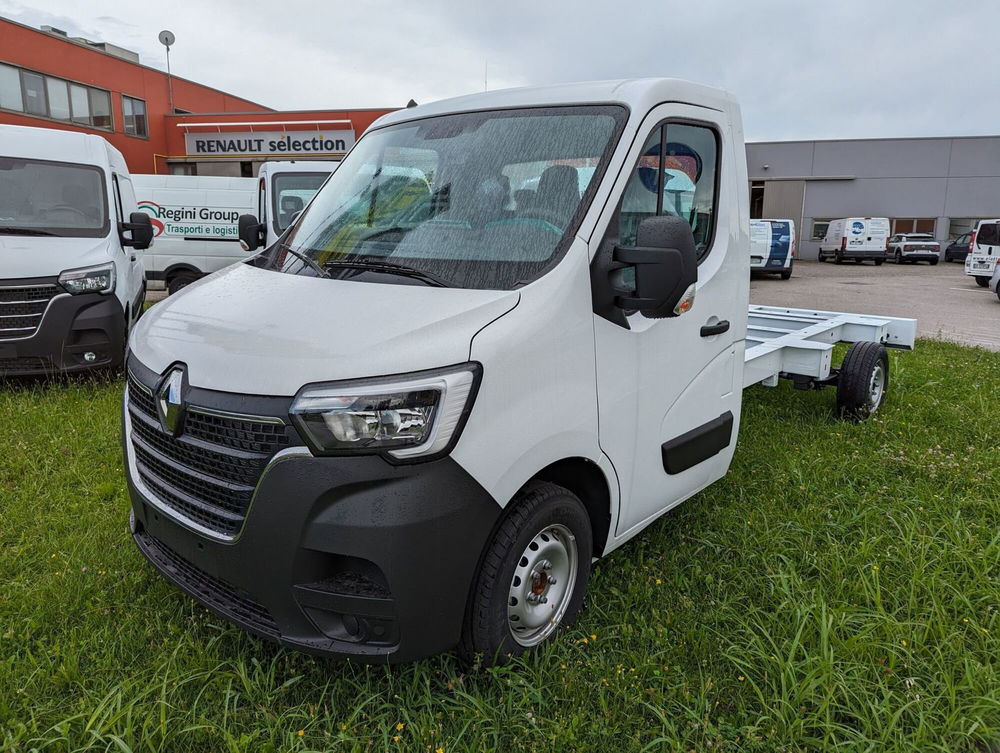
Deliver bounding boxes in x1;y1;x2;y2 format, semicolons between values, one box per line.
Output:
127;444;502;663
0;278;125;376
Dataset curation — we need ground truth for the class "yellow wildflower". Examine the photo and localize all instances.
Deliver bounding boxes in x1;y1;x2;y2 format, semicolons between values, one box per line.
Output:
396;723;405;731
297;730;305;737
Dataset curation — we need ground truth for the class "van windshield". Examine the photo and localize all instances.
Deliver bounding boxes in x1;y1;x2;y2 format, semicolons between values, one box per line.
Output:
271;172;331;234
0;157;109;237
262;106;626;290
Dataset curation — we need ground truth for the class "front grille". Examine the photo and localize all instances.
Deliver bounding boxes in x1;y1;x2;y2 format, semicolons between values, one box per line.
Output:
127;369;292;537
135;529;279;637
0;283;59;340
0;356;54;375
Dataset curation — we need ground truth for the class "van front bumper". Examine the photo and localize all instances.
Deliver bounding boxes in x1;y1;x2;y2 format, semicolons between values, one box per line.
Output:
0;281;125;376
126;446;502;663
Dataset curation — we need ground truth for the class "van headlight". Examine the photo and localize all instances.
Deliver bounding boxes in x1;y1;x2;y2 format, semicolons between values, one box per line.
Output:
289;364;481;460
59;263;116;294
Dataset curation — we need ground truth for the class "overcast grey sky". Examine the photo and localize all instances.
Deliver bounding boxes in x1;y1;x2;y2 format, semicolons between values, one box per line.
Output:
2;0;997;141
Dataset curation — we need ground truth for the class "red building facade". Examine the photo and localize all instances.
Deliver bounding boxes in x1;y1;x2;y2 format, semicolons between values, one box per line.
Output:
0;17;394;175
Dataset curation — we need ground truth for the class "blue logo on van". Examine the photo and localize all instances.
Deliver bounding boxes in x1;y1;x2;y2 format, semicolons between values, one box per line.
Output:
851;221;865;235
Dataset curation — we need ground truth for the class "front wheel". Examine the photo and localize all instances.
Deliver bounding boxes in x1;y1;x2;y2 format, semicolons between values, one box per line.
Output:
837;341;889;421
460;481;592;664
167;272;199;296
976;276;989;288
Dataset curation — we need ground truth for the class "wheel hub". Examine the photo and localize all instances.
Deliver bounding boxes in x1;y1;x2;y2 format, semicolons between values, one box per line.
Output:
507;524;577;647
868;362;885;411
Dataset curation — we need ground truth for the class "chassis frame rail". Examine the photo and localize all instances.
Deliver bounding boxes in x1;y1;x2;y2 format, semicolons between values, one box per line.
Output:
744;305;917;389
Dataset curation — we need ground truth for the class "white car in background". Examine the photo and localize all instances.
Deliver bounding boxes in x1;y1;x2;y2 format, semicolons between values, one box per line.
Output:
887;233;940;265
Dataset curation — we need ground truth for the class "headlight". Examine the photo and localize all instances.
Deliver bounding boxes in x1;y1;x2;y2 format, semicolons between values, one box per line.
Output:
289;363;481;460
59;263;116;294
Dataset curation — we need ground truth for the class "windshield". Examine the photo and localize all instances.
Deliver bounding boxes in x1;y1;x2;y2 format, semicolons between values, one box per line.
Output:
271;171;332;234
260;106;626;290
0;157;109;237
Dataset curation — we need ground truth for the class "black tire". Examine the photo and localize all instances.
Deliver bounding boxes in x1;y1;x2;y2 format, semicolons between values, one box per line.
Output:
818;252;827;262
874;259;884;266
460;480;592;665
930;258;939;266
976;276;989;288
836;341;889;421
835;251;844;264
853;258;863;264
894;251;902;264
780;268;792;280
167;272;199;296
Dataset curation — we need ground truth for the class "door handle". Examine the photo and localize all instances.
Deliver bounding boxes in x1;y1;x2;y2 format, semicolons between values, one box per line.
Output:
700;320;730;337
130;254;137;262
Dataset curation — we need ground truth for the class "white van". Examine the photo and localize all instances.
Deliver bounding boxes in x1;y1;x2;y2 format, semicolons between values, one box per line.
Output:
133;175;256;295
966;219;999;287
135;162;338;295
123;79;914;664
256;161;339;248
818;217;889;264
749;218;795;279
0;124;152;376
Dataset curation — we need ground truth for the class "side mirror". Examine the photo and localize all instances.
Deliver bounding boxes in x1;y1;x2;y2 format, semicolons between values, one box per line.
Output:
120;212;154;250
614;216;698;318
238;214;265;252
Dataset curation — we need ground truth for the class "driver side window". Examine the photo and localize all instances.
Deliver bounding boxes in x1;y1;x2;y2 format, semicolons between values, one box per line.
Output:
616;121;719;261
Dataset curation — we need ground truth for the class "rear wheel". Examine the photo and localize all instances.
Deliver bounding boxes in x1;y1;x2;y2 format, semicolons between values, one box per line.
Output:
835;251;844;264
460;481;592;665
930;257;939;266
837;341;889;421
874;259;884;266
167;272;199;296
818;252;827;262
780;268;792;280
976;276;989;288
895;251;902;264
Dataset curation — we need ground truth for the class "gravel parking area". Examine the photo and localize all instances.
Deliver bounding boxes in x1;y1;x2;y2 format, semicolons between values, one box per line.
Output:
751;259;1000;351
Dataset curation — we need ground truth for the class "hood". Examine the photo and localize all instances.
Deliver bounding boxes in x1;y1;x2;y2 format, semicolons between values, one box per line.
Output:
129;263;520;395
0;235;115;280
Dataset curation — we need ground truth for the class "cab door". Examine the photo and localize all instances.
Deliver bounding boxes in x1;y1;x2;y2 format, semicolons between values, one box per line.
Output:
591;104;747;538
113;174;144;312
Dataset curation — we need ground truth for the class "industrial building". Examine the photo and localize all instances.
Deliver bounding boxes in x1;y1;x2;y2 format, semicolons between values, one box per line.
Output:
0;16;394;175
747;136;1000;259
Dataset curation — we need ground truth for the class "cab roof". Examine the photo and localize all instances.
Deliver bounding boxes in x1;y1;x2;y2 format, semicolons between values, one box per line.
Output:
0;123;122;168
371;78;739;131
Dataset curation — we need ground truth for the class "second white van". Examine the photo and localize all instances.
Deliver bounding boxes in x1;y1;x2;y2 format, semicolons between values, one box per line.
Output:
749;218;795;279
966;219;999;287
818;217;889;265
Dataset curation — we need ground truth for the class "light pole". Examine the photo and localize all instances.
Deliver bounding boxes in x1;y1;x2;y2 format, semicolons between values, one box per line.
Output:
158;30;176;113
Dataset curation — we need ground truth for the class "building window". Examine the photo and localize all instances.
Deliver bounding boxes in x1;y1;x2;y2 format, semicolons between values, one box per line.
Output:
811;219;832;240
21;71;47;116
169;163;197;176
0;64;24;111
0;61;113;131
122;95;147;137
892;218;935;235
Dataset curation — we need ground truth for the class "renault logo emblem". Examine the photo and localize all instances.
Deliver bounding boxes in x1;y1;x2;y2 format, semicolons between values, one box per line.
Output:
156;367;186;436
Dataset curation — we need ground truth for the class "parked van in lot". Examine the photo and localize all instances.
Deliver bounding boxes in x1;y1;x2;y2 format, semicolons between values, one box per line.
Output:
966;219;999;287
0;124;152;376
136;162;338;295
123;79;915;664
818;217;889;265
257;161;339;248
749;218;795;279
134;175;256;295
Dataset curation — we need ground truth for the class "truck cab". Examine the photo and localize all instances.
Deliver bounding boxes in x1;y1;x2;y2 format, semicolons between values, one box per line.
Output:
121;79;791;663
0;124;152;376
256;160;340;247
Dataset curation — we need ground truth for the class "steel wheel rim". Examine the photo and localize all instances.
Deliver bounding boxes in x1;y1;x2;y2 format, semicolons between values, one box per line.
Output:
507;523;578;647
868;362;885;411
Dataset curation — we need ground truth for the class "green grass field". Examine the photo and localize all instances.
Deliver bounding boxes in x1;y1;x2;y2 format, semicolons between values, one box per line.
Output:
2;339;999;752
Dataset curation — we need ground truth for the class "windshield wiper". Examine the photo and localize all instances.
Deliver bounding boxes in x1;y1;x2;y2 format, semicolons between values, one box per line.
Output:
276;244;331;278
324;260;454;288
0;227;57;236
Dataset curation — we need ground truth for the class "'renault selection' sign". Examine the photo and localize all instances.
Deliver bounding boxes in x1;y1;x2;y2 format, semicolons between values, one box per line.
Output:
184;130;355;157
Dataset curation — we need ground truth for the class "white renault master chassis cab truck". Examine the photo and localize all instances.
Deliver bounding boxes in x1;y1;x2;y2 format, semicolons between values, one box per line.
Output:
122;79;915;663
1;124;152;376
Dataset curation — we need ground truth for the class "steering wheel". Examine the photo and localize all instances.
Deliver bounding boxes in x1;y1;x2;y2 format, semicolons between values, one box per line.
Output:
512;208;565;233
48;204;89;219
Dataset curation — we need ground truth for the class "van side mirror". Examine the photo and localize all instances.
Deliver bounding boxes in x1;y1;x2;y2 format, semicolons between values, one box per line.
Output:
614;216;698;318
120;212;154;250
238;214;265;252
